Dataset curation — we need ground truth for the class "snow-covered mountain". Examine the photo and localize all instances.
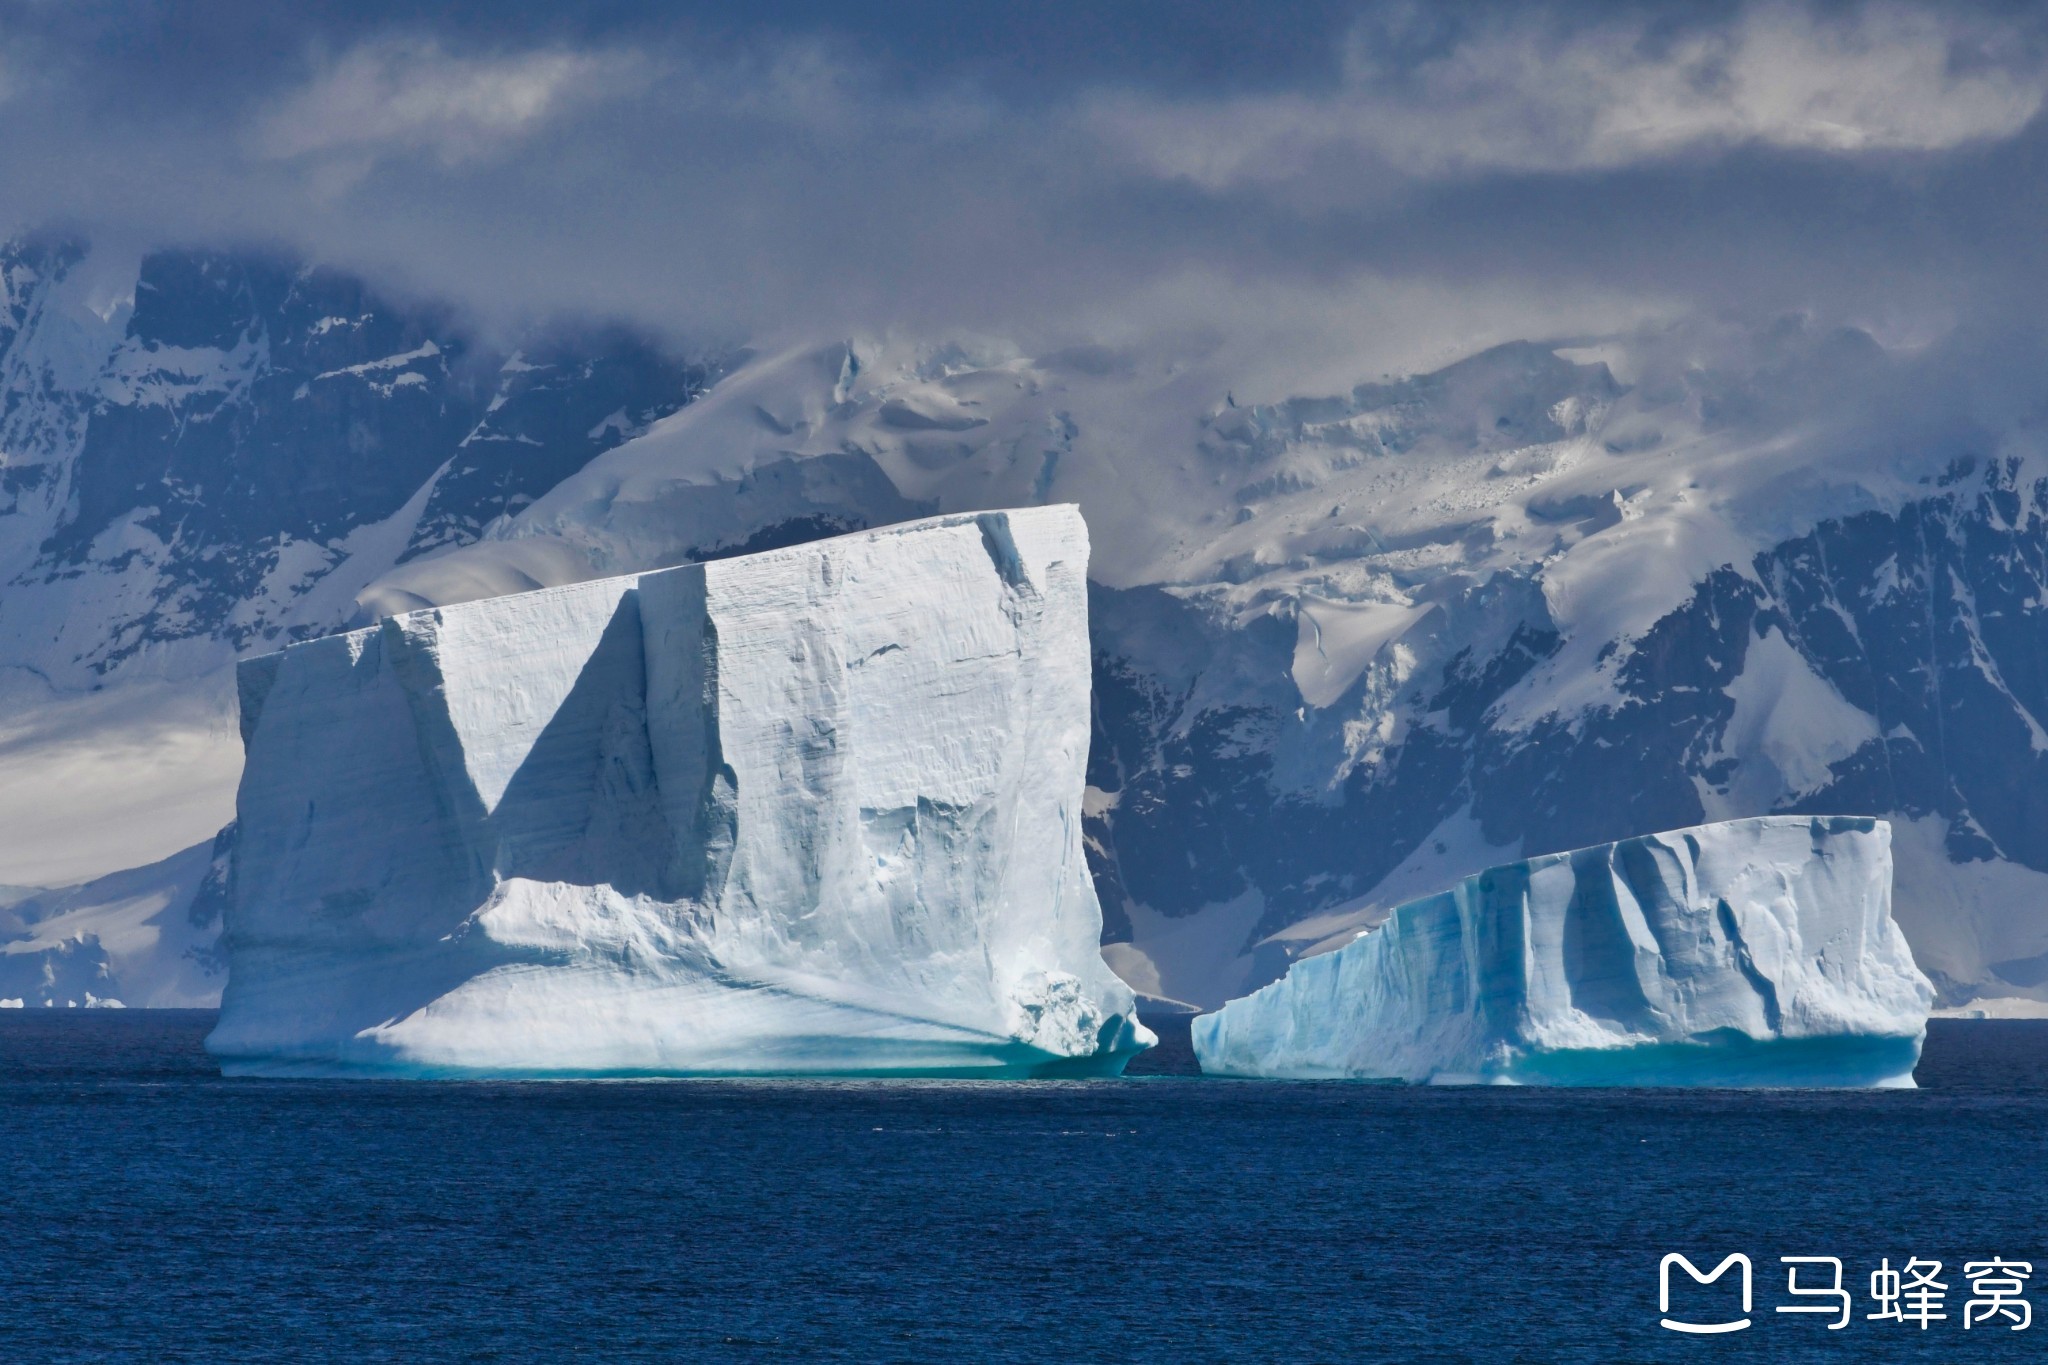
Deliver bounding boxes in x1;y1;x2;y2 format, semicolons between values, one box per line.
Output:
0;237;722;888
7;237;2048;1013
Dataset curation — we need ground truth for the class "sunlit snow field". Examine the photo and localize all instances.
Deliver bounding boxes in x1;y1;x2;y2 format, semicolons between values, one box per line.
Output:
2;1015;2043;1361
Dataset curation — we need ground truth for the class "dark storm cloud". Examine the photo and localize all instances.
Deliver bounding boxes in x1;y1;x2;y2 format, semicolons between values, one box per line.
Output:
2;0;2046;372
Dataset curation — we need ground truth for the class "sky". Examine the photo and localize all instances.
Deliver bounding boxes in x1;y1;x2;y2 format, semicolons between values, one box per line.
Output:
4;0;2048;392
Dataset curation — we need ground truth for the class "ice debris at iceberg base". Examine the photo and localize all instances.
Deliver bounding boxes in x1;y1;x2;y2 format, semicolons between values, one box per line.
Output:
1192;816;1932;1087
206;505;1152;1077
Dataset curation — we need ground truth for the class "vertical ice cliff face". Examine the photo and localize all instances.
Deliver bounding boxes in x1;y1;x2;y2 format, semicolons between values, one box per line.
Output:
1192;816;1932;1086
207;505;1150;1076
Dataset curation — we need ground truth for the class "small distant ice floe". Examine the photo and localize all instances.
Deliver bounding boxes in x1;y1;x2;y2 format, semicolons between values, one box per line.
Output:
0;995;122;1009
1193;816;1931;1087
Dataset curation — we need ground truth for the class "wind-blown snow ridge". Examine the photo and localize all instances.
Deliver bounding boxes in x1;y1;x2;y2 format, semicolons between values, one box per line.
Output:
1192;815;1931;1086
207;505;1151;1077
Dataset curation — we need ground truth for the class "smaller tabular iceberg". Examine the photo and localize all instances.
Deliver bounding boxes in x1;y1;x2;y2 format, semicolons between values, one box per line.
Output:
1193;816;1932;1086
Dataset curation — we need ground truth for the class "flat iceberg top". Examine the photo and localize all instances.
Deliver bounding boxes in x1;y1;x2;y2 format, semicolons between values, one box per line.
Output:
1192;815;1933;1086
240;506;1071;669
210;505;1151;1077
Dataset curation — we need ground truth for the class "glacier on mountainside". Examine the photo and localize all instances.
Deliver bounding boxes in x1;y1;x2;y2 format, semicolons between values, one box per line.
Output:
206;505;1152;1077
1191;816;1932;1086
0;828;230;1008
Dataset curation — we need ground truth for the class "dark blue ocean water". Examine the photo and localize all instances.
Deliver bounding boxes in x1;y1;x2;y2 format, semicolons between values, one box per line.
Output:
2;1014;2046;1362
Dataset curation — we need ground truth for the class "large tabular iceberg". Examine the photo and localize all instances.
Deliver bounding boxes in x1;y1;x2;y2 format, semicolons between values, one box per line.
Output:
1193;816;1932;1086
207;506;1151;1076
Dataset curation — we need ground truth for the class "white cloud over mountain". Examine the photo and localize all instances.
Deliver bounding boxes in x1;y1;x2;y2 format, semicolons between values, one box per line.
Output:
0;0;2038;364
253;37;649;169
1089;3;2048;187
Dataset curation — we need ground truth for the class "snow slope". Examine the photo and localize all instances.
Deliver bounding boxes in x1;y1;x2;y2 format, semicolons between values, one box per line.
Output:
1192;816;1931;1086
207;507;1150;1076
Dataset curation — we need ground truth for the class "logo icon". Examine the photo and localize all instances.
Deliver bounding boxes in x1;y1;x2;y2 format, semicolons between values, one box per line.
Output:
1661;1253;1753;1334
